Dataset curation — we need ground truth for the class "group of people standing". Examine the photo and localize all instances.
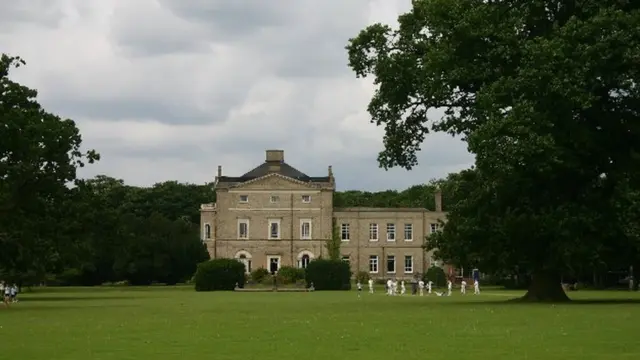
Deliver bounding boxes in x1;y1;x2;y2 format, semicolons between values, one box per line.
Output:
356;277;481;297
1;282;19;307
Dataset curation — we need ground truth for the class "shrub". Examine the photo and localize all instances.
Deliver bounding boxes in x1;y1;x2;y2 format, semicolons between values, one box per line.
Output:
194;259;245;291
305;259;351;290
251;268;270;283
355;271;369;283
278;266;305;284
261;274;275;286
424;266;447;287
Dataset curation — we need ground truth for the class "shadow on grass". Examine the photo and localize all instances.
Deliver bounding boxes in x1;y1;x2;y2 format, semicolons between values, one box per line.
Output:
439;298;640;306
17;295;135;302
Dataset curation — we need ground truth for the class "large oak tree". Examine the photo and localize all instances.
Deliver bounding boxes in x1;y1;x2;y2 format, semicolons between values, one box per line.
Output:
0;54;99;283
347;1;640;301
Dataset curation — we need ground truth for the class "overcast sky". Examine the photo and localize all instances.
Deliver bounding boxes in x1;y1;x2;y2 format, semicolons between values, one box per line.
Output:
0;0;473;191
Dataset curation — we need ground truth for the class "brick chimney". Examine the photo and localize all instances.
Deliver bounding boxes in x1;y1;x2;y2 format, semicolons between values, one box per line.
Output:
434;186;442;212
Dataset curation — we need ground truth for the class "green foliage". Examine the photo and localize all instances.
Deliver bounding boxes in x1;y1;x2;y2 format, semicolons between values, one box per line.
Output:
277;266;305;284
346;0;640;301
424;266;447;288
325;218;341;261
249;268;268;283
251;268;270;283
0;54;99;284
260;274;275;287
305;259;351;290
355;271;369;283
194;259;245;291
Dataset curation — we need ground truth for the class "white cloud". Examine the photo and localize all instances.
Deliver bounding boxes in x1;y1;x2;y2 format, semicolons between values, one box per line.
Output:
0;0;473;190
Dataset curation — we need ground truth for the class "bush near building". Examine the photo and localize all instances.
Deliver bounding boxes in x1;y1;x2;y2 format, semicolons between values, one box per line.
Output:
194;259;245;291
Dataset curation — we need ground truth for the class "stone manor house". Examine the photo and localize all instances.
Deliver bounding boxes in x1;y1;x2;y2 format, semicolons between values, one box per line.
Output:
200;150;447;279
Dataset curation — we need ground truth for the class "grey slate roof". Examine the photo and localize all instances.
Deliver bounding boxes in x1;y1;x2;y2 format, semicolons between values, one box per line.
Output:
217;161;330;183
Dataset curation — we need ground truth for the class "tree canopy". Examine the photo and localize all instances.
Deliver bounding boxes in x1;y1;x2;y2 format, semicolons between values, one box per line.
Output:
347;1;640;301
1;54;99;283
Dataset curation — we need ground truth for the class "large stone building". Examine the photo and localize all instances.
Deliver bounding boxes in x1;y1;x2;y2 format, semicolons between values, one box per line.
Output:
200;150;447;279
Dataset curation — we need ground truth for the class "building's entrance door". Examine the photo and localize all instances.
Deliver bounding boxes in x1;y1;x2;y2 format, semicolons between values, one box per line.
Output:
269;257;280;274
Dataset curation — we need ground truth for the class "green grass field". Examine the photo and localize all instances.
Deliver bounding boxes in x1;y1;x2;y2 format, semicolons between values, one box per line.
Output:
1;286;639;360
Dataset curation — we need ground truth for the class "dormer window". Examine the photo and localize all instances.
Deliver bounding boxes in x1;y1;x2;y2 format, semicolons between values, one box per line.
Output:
301;195;311;203
270;195;279;203
239;195;249;203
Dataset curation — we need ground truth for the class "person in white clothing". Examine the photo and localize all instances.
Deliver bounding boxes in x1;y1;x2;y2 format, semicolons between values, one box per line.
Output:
391;280;398;295
447;280;453;296
386;279;393;295
368;278;374;294
3;283;11;307
418;280;425;296
400;281;406;295
460;280;467;294
356;281;362;298
474;280;480;295
427;281;433;295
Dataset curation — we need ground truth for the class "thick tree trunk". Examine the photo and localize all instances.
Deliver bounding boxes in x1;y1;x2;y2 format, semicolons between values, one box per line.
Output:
516;270;570;302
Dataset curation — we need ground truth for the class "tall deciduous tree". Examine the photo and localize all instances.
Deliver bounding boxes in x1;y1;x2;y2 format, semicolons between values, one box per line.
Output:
0;54;99;283
347;1;640;301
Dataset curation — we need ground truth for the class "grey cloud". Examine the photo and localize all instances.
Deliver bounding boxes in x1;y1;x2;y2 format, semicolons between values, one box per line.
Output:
157;0;300;40
0;0;64;31
2;0;476;190
109;2;212;57
113;35;211;58
40;97;225;125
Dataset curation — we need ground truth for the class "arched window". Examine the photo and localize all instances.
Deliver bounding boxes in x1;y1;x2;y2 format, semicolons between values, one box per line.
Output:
204;224;211;239
300;254;310;269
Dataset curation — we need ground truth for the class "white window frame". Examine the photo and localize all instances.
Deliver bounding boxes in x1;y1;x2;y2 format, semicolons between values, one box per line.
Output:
404;223;413;241
342;255;350;263
369;255;379;274
301;195;311;203
430;223;439;233
268;219;281;240
300;219;312;239
404;255;413;274
270;195;279;203
340;223;350;241
387;255;396;274
369;223;378;241
267;256;281;273
203;223;211;240
386;223;396;242
237;219;249;239
239;195;249;203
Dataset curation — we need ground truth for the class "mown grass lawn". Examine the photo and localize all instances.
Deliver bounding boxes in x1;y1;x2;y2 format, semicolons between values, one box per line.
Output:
1;286;639;360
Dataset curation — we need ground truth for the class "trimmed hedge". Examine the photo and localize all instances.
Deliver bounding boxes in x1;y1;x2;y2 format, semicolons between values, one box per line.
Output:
194;258;245;291
305;259;351;290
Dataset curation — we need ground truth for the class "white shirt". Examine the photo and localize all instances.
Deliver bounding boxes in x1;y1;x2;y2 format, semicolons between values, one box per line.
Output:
447;282;452;289
418;281;425;288
461;281;467;287
368;279;373;287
